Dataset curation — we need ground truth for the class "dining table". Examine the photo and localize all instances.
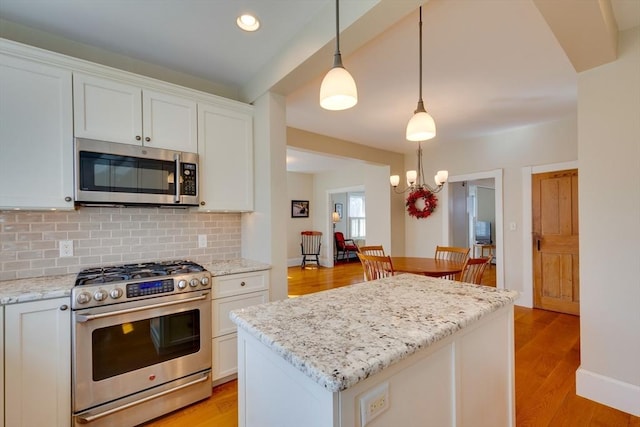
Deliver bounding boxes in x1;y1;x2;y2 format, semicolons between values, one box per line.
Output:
390;257;464;278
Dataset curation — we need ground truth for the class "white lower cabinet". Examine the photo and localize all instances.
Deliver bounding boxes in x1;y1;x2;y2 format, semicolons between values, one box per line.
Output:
4;298;71;427
211;270;269;383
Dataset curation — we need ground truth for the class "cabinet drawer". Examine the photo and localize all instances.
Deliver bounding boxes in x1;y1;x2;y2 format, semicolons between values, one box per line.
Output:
212;291;268;337
212;270;268;299
212;334;238;381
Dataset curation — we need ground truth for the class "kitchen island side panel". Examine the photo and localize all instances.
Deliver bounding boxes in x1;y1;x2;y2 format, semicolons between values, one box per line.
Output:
237;305;514;427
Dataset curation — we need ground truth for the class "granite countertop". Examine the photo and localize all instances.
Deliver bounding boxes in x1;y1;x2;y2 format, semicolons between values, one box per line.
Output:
231;273;519;392
0;274;75;305
0;258;270;305
203;259;271;277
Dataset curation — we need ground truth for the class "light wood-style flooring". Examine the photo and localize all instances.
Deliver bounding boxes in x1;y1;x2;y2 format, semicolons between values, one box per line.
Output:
145;262;639;427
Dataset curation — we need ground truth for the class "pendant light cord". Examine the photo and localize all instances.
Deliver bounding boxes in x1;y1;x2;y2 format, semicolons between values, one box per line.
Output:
333;0;344;68
418;7;423;104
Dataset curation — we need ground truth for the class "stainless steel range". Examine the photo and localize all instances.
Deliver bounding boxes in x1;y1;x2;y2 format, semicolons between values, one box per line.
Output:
71;260;212;427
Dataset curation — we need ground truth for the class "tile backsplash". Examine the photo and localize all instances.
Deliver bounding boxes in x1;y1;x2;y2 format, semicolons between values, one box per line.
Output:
0;207;241;281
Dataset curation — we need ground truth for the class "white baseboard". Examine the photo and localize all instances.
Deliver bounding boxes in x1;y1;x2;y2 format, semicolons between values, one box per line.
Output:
576;367;640;416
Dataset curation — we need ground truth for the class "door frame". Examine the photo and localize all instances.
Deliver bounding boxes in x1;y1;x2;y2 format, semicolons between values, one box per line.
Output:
442;169;504;290
521;160;578;308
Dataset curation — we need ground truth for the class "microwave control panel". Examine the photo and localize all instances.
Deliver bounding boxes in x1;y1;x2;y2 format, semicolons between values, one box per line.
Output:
181;163;197;196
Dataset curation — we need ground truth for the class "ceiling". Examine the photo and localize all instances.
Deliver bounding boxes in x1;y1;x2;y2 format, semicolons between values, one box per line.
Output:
1;0;639;172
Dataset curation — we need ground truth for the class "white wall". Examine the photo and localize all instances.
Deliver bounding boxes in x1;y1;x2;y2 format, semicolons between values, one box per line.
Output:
311;162;392;266
286;172;315;266
405;116;578;298
575;26;640;416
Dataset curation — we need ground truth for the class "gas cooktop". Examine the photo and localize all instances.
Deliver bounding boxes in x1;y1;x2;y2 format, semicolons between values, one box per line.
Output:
75;260;207;286
72;260;211;309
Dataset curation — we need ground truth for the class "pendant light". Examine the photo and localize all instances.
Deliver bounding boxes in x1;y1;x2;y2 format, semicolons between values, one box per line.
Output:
406;6;436;141
320;0;358;111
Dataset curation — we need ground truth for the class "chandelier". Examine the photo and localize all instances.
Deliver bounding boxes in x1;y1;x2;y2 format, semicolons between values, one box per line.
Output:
390;142;448;194
390;6;447;195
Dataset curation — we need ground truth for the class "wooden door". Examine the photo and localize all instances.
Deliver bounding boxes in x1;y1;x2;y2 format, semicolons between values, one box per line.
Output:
532;169;579;315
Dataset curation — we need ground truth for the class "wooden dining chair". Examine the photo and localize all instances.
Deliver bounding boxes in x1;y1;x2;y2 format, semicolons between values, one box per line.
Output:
434;246;470;279
357;253;395;281
358;245;386;256
300;231;322;268
457;256;493;285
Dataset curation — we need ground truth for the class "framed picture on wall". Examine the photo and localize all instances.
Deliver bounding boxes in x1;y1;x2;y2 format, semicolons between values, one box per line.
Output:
334;203;343;219
291;200;309;218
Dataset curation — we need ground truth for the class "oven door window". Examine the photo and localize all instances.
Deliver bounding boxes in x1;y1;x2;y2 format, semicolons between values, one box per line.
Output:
78;151;176;195
92;309;200;381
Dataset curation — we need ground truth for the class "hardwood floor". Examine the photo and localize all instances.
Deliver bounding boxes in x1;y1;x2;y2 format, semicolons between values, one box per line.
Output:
145;263;638;427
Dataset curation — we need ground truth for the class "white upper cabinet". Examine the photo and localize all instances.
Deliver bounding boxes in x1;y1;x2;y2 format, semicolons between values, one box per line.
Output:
73;73;142;145
198;102;254;211
0;54;74;210
74;73;197;153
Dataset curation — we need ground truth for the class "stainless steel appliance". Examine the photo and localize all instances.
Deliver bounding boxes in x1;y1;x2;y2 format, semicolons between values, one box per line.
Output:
71;260;212;427
75;138;199;207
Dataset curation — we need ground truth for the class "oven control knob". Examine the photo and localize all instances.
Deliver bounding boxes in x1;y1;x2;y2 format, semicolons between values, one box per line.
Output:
94;290;108;302
178;279;187;289
76;292;92;304
110;288;123;299
189;278;199;287
200;276;210;287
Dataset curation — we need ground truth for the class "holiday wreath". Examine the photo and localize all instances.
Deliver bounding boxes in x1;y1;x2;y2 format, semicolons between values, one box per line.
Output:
406;188;438;219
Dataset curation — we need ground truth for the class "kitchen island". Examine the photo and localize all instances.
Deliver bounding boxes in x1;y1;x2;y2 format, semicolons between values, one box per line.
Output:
230;273;519;427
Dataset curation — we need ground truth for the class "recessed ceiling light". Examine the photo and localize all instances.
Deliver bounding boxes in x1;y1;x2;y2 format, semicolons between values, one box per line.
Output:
237;14;260;32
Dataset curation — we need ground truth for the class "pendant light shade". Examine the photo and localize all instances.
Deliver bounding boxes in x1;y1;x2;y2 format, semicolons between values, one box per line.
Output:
320;0;357;111
320;60;358;110
406;104;436;141
406;7;435;141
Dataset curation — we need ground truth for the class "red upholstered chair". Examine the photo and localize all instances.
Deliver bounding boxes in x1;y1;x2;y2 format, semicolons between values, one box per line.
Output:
334;232;358;262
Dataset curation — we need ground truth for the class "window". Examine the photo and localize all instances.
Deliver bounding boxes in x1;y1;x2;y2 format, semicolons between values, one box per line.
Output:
348;193;366;239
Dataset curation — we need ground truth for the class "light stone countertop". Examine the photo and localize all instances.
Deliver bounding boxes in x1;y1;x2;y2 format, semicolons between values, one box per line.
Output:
203;258;271;277
0;274;75;305
0;258;270;305
230;273;519;392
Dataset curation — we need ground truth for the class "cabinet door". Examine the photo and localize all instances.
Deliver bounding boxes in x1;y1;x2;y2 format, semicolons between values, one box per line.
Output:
212;333;238;381
198;102;254;211
4;298;71;427
73;72;143;145
212;291;269;337
0;55;74;210
143;89;197;152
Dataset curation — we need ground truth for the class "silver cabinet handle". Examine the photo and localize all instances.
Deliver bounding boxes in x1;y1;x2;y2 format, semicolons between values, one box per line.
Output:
240;281;246;287
60;304;68;311
76;372;210;423
75;293;208;322
136;135;141;141
64;196;72;202
145;136;151;142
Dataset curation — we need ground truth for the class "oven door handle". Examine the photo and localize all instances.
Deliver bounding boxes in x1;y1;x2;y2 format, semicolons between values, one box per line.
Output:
76;371;210;424
75;293;209;322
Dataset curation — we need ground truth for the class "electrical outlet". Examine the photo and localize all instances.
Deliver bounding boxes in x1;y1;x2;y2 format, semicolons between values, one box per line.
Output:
360;382;389;426
59;240;73;257
198;234;207;248
509;222;517;231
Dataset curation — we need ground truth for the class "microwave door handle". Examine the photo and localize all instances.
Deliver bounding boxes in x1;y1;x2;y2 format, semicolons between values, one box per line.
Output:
174;153;181;203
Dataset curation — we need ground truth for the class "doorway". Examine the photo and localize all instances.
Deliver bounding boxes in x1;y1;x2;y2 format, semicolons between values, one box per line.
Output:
443;169;504;289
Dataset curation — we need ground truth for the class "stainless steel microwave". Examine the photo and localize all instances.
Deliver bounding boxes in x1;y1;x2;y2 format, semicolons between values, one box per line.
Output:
75;138;199;207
